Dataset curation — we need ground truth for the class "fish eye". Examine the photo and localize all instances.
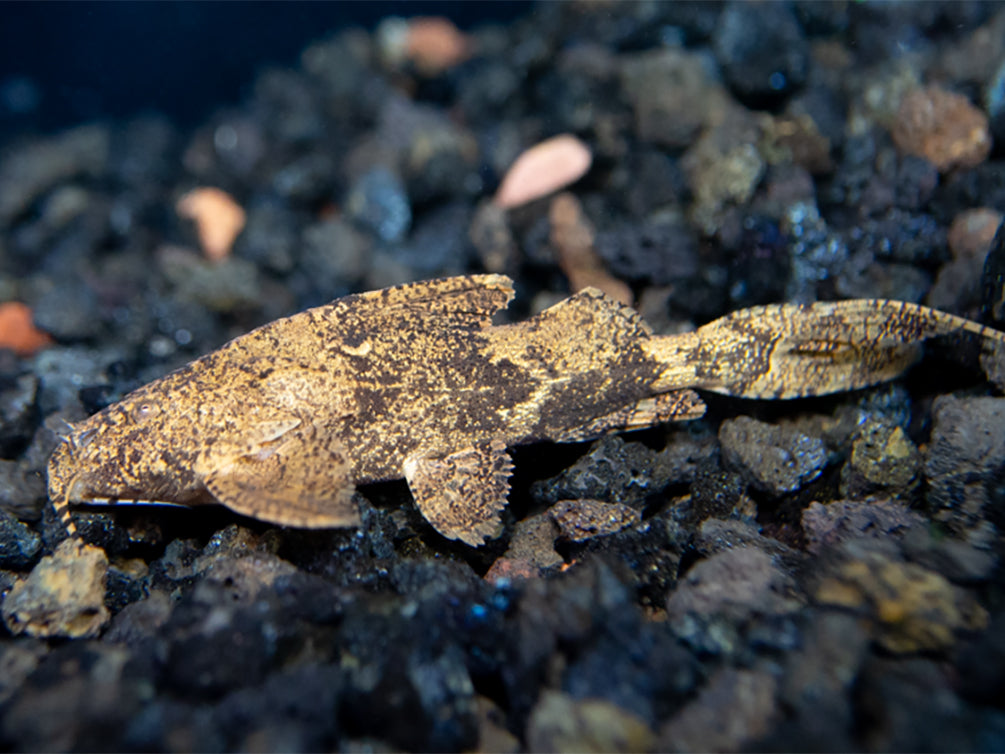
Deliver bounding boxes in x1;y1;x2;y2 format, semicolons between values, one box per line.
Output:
130;402;161;422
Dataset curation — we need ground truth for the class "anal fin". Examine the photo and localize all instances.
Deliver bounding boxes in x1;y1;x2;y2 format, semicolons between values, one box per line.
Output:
553;389;707;442
195;422;359;528
404;440;513;546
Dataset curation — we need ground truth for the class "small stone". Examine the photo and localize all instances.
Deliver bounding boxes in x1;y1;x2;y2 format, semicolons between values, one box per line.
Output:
0;303;53;357
0;508;41;569
494;135;592;210
300;217;373;294
469;199;519;274
526;690;654;754
925;395;1005;534
548;499;641;542
981;219;1005;329
0;459;47;521
619;48;727;149
345;167;411;243
486;513;562;582
176;187;246;262
549;192;631;305
839;421;920;499
531;435;663;508
929;209;1003;310
892;86;991;172
658;668;779;753
157;245;261;314
30;283;102;341
801;499;923;555
666;547;799;621
594;215;700;287
0;124;109;226
713;2;808;106
719;416;827;496
814;544;987;653
0;373;38;456
2;538;110;638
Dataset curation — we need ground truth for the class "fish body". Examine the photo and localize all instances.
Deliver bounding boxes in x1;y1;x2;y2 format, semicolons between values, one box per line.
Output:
48;274;1005;545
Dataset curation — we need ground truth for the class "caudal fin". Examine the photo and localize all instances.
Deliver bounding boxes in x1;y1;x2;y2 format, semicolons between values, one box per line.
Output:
645;299;1005;400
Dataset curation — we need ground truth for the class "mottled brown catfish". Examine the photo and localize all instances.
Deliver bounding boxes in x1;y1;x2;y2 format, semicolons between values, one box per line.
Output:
48;275;1005;545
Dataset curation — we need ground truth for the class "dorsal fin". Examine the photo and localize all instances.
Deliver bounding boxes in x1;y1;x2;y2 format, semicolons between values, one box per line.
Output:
536;286;652;343
330;274;515;330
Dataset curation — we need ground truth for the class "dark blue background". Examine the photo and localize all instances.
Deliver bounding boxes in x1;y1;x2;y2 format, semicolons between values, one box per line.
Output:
0;1;532;132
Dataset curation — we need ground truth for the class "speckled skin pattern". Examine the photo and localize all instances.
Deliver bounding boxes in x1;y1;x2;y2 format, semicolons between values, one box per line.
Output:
48;275;1005;545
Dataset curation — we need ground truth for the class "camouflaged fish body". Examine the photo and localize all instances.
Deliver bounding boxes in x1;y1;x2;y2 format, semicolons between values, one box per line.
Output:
48;274;1005;545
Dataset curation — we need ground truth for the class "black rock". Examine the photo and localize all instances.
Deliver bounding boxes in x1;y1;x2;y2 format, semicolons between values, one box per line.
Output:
713;2;808;107
0;373;38;458
0;508;41;569
981;220;1005;327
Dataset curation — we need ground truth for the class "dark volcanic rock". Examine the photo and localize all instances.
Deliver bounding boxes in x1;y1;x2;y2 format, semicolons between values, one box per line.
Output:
0;508;41;569
719;416;827;496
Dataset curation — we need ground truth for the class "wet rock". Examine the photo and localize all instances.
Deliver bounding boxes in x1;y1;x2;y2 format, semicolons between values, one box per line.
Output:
0;638;49;704
158;245;262;314
892;86;991;172
345;166;411;243
300;217;372;296
2;538;110;638
814;541;987;653
102;589;173;647
0;372;38;456
0;460;48;522
801;499;924;555
0;124;110;226
569;512;688;611
719;416;827;496
693;518;794;560
956;608;1005;707
759;113;832;175
391;201;473;277
930;208;1003;311
857;657;999;752
475;695;520;754
667;547;800;623
469;198;519;275
0;508;41;568
486;513;562;583
687;459;752;525
839;420;921;499
925;395;1005;534
771;611;869;751
236;200;299;273
214;664;343;752
526;690;654;753
532;435;666;508
594;215;700;286
657;667;780;753
981;218;1005;328
782;200;848;303
713;3;808;107
0;641;149;752
900;526;998;584
30;281;102;341
619;47;726;149
548;499;641;542
683;105;765;235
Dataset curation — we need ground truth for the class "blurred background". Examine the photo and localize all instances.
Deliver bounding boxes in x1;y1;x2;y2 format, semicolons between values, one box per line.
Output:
0;1;533;135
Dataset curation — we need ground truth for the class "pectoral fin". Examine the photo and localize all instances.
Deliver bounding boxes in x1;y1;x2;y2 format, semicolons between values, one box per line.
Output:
404;440;513;546
195;422;359;528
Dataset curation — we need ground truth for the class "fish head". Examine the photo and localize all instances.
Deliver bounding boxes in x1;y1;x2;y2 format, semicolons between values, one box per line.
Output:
48;391;205;507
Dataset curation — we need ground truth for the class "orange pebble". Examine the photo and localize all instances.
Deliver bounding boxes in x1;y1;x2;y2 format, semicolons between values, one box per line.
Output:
176;187;246;262
406;17;472;75
494;135;593;210
0;302;53;356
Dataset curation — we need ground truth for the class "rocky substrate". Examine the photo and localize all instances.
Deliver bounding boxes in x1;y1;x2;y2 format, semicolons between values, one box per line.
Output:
2;2;1005;751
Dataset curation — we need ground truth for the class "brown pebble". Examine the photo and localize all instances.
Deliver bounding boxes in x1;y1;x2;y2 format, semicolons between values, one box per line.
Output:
549;192;632;305
494;135;592;209
548;499;641;541
947;207;1003;261
1;539;110;638
0;302;53;356
892;86;991;172
176;187;246;262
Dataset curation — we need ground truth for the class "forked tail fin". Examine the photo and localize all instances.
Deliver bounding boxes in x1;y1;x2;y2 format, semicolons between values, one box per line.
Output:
644;300;1005;400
